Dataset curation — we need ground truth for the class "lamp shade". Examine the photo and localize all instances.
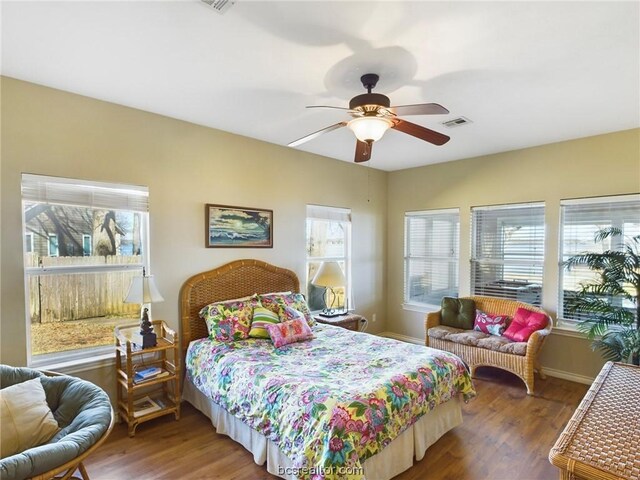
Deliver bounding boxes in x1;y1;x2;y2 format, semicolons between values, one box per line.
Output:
124;273;164;304
311;261;346;288
347;117;392;143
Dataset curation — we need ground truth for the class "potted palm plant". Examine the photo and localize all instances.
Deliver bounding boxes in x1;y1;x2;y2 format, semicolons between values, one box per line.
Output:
564;227;640;366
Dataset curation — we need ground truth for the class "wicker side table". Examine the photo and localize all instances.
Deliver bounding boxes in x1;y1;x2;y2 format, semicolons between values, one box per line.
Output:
549;362;640;480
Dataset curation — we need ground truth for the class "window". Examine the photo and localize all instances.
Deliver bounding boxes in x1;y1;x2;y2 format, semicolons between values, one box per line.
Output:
559;194;640;322
471;202;545;306
22;174;149;365
47;234;59;257
404;209;459;306
82;234;92;256
25;233;34;253
305;205;351;312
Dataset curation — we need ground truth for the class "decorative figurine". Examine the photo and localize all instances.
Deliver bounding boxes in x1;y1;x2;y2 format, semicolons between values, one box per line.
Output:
140;307;157;349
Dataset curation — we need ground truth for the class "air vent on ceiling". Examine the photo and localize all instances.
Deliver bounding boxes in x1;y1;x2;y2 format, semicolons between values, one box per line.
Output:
200;0;236;14
441;117;472;128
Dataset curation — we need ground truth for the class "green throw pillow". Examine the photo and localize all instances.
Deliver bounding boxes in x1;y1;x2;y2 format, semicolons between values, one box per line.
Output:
441;297;476;330
249;305;280;339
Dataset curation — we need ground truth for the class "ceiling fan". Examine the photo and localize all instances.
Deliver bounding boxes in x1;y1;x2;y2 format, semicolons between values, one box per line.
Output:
288;73;451;163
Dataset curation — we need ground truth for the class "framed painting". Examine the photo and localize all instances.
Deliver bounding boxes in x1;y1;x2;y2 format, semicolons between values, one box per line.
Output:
205;204;273;248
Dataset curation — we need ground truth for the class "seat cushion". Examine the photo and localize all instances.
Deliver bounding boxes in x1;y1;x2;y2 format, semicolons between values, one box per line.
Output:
0;377;59;458
441;297;476;330
427;325;462;340
445;330;489;346
476;336;528;356
0;366;112;480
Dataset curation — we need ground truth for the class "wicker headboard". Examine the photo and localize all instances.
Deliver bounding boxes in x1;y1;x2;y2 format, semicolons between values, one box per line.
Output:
179;259;300;353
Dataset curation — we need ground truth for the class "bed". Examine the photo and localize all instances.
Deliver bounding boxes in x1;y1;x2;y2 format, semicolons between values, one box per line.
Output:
180;259;475;480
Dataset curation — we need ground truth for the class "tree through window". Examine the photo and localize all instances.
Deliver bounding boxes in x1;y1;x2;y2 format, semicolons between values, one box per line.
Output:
22;174;149;365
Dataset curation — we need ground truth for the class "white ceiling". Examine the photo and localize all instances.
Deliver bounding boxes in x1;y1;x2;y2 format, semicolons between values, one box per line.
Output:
2;1;639;171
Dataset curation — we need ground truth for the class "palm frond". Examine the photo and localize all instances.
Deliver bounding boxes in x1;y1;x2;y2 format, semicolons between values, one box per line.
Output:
565;227;640;365
593;226;623;243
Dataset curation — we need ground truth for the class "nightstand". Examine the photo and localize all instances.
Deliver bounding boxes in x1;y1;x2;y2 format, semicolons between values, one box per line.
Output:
115;320;181;437
313;313;365;331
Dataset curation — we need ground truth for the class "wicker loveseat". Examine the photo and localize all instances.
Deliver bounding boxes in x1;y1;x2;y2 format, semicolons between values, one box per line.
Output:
0;365;114;480
425;296;552;395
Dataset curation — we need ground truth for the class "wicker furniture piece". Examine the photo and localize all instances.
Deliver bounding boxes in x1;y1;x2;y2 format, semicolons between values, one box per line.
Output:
425;296;552;395
180;259;300;357
115;320;181;437
549;362;640;480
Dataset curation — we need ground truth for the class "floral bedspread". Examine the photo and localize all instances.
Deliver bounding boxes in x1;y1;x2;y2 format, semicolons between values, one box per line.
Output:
186;324;475;479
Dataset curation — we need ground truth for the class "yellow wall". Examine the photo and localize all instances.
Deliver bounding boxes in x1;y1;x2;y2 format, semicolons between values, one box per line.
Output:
387;128;640;380
2;76;638;389
0;78;388;390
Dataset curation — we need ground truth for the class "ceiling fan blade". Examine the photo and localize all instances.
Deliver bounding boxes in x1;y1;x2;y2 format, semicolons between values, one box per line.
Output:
354;140;372;163
306;105;351;111
391;119;450;146
388;103;449;116
288;122;347;148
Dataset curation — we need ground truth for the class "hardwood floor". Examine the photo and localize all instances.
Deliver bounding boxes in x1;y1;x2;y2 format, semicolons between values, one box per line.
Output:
85;368;588;479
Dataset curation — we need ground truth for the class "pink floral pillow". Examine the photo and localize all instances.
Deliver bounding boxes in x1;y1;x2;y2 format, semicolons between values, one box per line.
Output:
503;307;548;342
266;317;314;348
473;310;509;336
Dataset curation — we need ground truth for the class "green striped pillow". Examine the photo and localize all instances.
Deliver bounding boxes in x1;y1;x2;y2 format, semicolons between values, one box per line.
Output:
249;306;280;339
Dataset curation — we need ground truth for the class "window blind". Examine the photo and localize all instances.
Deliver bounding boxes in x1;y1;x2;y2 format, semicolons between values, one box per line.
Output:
471;202;545;306
559;194;640;321
22;174;149;212
306;204;351;223
404;209;459;305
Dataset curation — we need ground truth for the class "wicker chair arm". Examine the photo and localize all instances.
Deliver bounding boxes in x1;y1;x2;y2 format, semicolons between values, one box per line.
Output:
525;322;553;355
424;310;442;346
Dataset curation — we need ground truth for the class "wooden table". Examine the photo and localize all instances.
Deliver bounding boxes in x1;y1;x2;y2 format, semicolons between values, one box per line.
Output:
549;362;640;480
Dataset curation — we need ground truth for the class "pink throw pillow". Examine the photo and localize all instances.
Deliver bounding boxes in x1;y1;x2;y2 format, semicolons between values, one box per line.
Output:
266;317;314;348
473;310;509;336
503;307;548;342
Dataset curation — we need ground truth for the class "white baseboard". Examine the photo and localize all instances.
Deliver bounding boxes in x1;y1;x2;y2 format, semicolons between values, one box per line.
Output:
379;331;594;385
542;367;594;385
380;331;424;345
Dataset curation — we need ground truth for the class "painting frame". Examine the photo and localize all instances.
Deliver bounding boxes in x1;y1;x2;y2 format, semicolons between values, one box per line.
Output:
205;204;273;248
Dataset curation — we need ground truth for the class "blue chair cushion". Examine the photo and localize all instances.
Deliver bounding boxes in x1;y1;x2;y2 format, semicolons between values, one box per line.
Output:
0;365;112;480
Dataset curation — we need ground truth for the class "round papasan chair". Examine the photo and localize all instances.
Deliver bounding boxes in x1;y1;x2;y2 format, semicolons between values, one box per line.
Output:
0;365;114;480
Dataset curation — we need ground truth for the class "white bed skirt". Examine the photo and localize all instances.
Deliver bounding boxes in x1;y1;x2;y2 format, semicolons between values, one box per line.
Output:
183;378;463;480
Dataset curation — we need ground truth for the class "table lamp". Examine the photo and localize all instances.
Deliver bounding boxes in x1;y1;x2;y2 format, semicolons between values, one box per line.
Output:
312;261;346;317
124;268;164;348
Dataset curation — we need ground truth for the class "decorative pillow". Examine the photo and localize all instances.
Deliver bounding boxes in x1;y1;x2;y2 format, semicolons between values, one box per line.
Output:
441;297;476;330
278;305;307;323
200;296;257;342
0;377;60;458
503;307;548;342
258;292;315;326
198;294;256;319
249;305;280;339
473;310;509;336
266;317;314;348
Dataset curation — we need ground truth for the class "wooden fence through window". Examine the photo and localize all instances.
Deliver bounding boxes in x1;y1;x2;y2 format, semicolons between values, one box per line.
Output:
25;254;143;323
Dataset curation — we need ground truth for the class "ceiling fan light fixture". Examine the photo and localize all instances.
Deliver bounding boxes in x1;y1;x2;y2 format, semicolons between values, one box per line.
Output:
347;117;392;143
